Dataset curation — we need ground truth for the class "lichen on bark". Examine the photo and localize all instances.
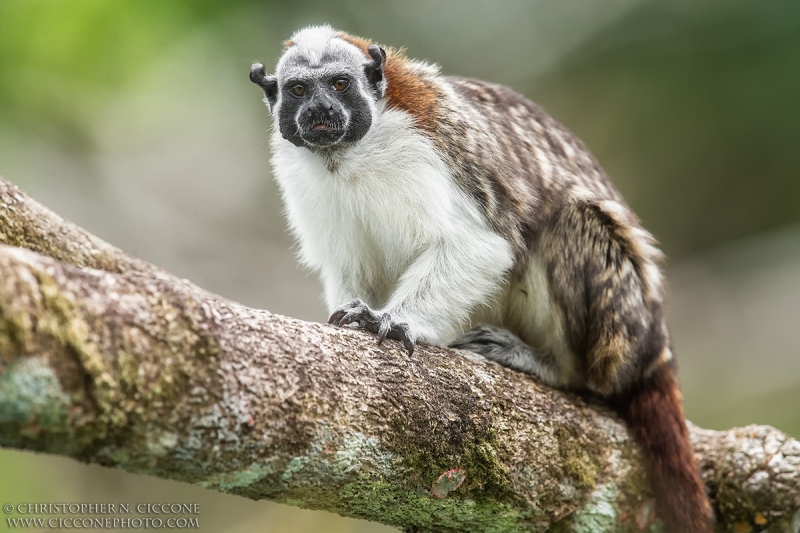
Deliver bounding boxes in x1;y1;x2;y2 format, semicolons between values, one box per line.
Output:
1;174;800;532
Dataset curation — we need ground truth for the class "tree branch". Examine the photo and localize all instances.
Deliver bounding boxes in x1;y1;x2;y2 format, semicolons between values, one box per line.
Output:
1;175;799;532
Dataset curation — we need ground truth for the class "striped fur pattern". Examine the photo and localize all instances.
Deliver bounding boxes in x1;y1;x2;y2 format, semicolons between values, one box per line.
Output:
253;25;713;532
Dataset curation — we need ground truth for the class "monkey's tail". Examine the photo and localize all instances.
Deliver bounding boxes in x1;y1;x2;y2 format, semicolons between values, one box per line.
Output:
615;366;714;533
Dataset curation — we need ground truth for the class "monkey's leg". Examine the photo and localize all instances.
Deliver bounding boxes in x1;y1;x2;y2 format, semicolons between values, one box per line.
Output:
543;200;713;533
450;325;565;386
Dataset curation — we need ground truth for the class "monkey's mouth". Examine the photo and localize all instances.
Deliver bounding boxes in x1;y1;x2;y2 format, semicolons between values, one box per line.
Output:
298;119;348;148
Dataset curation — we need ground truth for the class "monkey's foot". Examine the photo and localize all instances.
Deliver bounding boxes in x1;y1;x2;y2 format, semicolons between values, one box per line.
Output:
450;325;557;383
450;325;523;359
328;299;415;355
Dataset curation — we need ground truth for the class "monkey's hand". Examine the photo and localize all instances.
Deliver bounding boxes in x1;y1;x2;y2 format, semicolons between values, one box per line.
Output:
328;299;416;355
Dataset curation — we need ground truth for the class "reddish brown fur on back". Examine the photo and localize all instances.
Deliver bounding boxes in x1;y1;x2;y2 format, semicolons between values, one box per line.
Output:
337;33;440;134
623;367;714;533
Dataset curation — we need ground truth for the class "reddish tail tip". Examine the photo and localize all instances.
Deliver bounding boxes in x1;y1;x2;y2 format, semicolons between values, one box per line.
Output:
621;367;714;533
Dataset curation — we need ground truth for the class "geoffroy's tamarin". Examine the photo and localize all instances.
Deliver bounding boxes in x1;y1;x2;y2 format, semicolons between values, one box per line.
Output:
250;24;714;532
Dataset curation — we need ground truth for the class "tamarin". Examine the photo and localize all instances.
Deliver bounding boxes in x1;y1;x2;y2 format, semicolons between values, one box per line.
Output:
250;24;714;532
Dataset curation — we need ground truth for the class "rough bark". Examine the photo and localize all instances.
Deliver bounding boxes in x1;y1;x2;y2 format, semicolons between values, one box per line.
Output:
0;175;799;533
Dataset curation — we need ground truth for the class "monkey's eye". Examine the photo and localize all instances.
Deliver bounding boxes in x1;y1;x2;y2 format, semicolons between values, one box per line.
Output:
290;84;306;97
332;78;350;92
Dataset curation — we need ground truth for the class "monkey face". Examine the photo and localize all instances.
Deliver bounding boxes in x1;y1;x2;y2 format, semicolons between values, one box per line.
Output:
276;71;372;148
250;26;386;150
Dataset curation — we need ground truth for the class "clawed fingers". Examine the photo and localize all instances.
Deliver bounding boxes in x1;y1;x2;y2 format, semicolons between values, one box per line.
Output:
328;299;366;326
329;300;415;355
377;313;392;345
339;309;366;327
328;309;346;325
386;322;415;356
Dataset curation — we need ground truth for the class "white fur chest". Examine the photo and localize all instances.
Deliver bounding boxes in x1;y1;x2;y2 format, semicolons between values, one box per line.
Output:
271;108;489;311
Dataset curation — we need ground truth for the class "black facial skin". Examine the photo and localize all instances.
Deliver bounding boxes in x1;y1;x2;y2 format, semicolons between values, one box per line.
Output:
276;75;373;148
250;44;386;150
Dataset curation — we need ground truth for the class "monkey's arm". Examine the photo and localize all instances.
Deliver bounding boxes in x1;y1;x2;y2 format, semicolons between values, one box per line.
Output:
387;238;511;344
331;227;514;353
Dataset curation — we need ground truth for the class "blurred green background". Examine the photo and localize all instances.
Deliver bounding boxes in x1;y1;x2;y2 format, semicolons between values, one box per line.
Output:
1;0;799;531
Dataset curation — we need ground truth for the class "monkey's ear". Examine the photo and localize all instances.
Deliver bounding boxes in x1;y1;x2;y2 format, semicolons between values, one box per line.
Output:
250;63;279;111
364;44;386;99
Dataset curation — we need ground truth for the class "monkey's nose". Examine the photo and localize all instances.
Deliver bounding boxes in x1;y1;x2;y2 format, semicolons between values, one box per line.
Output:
307;100;335;117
